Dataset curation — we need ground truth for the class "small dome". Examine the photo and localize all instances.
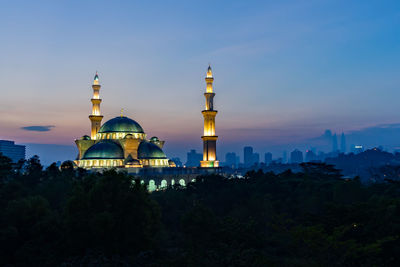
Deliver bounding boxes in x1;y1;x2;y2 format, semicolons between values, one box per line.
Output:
124;134;134;139
98;116;144;134
124;154;141;166
83;140;124;160
81;135;91;140
168;159;176;167
150;136;159;142
138;141;167;159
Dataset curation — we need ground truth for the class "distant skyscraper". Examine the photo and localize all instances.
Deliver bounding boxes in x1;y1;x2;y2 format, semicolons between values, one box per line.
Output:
264;152;272;165
305;150;317;162
340;132;346;153
0;140;25;163
332;133;338;152
290;149;303;163
283;151;287;164
244;146;253;167
186;149;203;167
324;129;333;137
225;152;237;168
253;153;260;165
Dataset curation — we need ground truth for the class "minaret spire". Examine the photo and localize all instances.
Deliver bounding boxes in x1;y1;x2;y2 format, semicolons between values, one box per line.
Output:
89;72;103;139
200;65;219;167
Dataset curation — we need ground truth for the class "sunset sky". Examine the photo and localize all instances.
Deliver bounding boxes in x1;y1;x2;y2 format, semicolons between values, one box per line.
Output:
1;0;400;163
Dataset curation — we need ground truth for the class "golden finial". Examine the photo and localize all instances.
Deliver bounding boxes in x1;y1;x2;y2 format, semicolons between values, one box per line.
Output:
93;71;99;85
206;63;213;78
120;108;124;117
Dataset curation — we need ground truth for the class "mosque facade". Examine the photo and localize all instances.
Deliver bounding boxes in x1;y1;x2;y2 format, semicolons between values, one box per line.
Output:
74;66;218;170
74;73;173;169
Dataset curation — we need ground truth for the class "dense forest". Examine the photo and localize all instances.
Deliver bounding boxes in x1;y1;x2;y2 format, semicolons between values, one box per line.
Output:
0;153;400;266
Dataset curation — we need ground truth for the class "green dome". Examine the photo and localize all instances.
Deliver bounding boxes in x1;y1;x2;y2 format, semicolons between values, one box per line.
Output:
138;141;167;159
98;116;144;134
81;135;91;140
83;140;124;160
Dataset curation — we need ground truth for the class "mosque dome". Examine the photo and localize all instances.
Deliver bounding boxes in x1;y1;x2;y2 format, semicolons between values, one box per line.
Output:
81;135;91;140
124;154;142;166
150;136;159;142
138;141;167;159
98;116;144;134
82;140;124;160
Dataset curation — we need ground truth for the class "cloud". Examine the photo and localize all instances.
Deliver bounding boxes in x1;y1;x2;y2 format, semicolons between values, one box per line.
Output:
21;125;55;132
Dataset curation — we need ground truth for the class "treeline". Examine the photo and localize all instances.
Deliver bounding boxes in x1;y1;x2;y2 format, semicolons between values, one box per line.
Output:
0;154;400;266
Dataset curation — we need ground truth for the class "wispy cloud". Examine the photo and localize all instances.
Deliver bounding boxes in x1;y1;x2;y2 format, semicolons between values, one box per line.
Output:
21;125;55;132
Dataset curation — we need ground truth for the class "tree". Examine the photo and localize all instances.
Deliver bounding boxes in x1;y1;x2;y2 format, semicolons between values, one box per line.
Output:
0;153;12;183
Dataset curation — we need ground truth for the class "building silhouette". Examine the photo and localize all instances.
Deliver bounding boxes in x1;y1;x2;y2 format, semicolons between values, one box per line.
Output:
244;146;254;167
290;149;303;163
253;153;260;165
0;140;25;163
186;149;203;167
340;132;346;153
305;150;317;162
225;152;238;168
332;133;338;152
264;152;272;165
283;151;287;164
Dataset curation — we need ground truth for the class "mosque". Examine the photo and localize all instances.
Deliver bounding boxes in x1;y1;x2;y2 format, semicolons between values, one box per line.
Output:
74;66;219;170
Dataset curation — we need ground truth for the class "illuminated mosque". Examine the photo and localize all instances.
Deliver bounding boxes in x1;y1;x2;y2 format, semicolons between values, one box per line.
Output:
74;66;219;170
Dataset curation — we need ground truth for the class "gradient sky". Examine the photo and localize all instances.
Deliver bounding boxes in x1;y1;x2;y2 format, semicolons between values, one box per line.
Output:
1;0;400;163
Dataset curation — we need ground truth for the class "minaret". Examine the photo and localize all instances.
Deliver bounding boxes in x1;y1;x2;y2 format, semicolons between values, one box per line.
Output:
89;72;103;139
200;65;219;167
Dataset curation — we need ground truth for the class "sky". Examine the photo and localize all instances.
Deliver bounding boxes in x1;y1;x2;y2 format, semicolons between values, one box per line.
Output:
0;0;400;164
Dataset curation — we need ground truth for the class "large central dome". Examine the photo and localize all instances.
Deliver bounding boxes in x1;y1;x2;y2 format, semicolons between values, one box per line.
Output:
98;116;144;134
82;140;124;159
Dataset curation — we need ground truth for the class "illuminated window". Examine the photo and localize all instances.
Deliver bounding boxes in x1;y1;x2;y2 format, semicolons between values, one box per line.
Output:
148;180;156;192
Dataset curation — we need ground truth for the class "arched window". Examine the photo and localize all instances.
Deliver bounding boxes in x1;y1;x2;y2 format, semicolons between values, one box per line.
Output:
148;180;156;192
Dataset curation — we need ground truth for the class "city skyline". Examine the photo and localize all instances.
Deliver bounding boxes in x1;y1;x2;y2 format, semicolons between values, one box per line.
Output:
1;1;400;164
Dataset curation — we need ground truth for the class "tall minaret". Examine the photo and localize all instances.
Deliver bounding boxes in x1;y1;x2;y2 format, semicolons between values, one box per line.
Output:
89;72;103;139
200;65;219;167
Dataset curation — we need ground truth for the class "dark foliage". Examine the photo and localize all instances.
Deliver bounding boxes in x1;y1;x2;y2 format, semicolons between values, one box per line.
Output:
0;156;400;266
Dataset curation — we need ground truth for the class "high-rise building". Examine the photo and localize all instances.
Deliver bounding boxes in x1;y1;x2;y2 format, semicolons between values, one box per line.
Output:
225;152;237;168
0;140;25;163
244;146;253;167
186;149;203;167
290;149;303;163
253;153;260;165
283;151;287;164
264;152;272;165
201;65;219;167
340;132;346;153
332;133;338;152
305;150;317;162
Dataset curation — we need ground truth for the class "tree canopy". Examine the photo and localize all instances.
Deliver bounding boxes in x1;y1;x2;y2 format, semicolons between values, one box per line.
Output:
0;156;399;266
